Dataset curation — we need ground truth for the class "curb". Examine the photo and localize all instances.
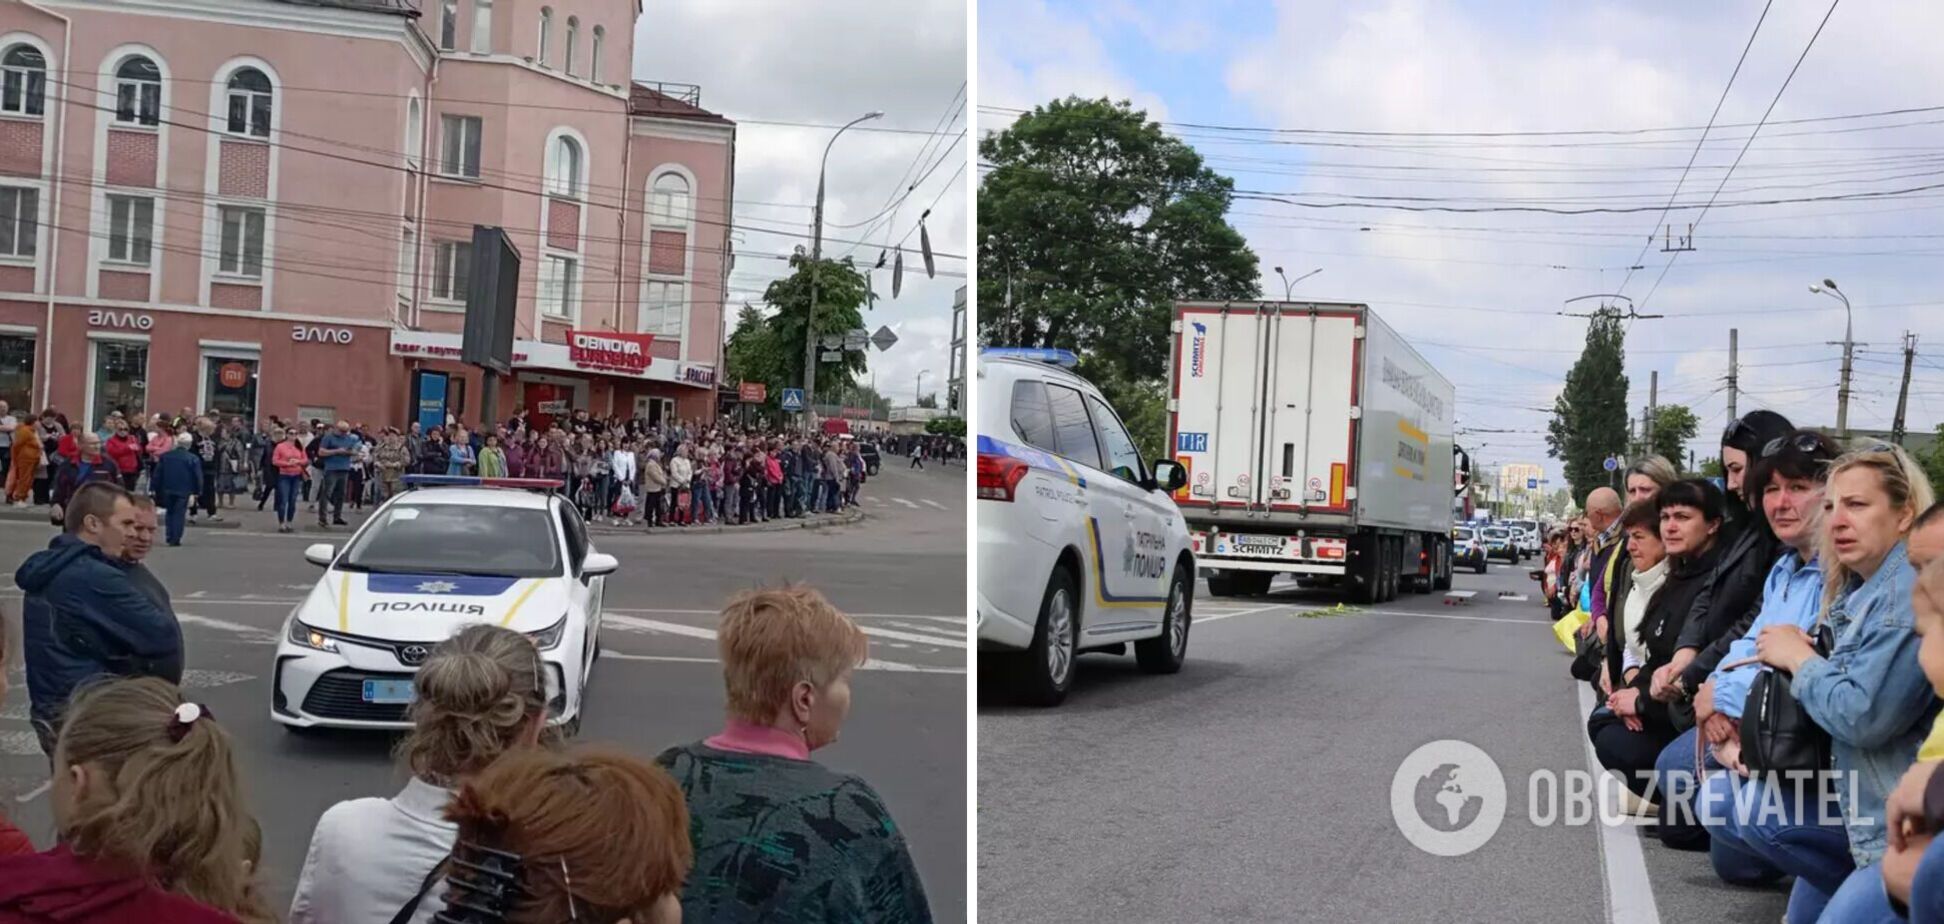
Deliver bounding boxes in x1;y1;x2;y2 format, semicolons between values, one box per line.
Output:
0;507;244;529
586;506;865;537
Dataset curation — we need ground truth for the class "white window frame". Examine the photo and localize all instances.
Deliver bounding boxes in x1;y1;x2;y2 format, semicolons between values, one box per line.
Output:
545;133;582;199
216;204;265;279
470;0;494;53
0;45;47;118
0;186;38;259
432;239;471;304
223;68;273;139
397;225;416;302
564;16;578;76
404;94;423;169
638;279;685;338
538;252;578;321
113;56;162;127
537;7;552;66
106;194;154;266
590;27;603;84
440;114;482;179
440;0;458;50
649;172;690;228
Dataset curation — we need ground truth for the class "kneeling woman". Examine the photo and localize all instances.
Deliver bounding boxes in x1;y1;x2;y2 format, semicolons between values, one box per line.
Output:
1592;481;1725;798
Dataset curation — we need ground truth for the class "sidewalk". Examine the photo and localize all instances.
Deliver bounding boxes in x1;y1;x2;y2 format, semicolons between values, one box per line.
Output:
0;497;865;537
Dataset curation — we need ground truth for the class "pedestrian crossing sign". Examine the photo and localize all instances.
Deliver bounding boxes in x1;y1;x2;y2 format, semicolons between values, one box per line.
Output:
781;388;805;412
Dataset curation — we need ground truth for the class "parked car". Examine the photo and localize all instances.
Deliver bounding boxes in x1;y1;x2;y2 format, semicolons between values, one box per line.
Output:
858;441;882;476
1478;526;1519;564
1452;526;1488;574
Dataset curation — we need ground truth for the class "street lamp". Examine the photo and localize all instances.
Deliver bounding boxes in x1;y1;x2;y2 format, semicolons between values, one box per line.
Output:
1272;265;1323;300
802;110;884;431
916;369;931;405
1809;278;1854;438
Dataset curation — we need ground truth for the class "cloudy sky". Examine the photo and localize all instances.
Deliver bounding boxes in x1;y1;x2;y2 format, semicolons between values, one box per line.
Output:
981;0;1944;489
634;0;969;408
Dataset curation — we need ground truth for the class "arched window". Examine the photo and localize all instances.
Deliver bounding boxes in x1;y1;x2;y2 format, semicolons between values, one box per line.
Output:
1;45;47;117
225;67;273;138
564;17;579;76
405;95;423;168
114;56;162;126
590;27;604;83
650;173;690;227
537;7;552;66
547;134;582;198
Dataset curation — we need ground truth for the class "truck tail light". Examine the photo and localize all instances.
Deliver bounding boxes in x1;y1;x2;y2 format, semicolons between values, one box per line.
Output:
978;453;1029;502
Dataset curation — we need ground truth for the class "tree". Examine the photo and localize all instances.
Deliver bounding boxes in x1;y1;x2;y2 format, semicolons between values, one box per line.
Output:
761;252;872;399
1546;310;1630;505
1698;456;1725;478
1649;404;1699;471
978;97;1260;383
725;303;786;400
916;393;938;409
926;416;966;438
1917;424;1944;497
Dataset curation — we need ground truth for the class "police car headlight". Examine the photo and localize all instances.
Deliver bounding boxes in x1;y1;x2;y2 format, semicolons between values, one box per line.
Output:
288;618;340;653
527;615;569;651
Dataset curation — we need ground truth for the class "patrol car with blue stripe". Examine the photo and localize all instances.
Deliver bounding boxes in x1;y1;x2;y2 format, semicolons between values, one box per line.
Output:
977;349;1195;706
272;476;616;734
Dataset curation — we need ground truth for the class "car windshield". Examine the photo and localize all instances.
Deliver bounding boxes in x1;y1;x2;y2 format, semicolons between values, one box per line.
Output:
340;503;561;578
1483;528;1509;540
1454;527;1475;541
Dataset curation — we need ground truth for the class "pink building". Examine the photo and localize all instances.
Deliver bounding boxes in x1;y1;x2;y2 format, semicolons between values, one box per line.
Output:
0;0;734;433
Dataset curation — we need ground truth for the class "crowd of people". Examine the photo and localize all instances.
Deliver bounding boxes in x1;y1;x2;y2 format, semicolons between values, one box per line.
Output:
0;401;930;539
1551;408;1944;922
0;480;934;922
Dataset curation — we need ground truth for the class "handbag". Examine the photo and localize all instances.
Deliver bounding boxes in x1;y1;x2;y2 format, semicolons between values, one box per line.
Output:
1739;622;1835;774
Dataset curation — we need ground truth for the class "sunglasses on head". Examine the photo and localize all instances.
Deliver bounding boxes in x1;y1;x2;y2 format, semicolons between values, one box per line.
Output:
1761;433;1829;459
1722;417;1757;447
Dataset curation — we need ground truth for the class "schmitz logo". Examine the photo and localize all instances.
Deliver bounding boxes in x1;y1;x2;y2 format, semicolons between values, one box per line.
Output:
1189;322;1207;378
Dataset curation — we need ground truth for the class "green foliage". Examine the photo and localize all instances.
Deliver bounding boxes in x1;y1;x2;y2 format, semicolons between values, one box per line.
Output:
1649;404;1700;472
916;393;938;409
1918;424;1944;498
1699;456;1725;478
723;255;874;409
977;96;1260;384
926;417;966;438
1546;311;1631;505
1080;358;1170;462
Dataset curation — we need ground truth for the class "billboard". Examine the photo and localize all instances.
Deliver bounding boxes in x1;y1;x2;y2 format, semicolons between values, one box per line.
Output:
462;226;520;375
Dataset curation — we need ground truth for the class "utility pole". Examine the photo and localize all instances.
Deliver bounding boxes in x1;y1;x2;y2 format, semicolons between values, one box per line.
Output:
1647;370;1658;456
1726;328;1738;423
1893;331;1918;446
1812;280;1856;439
803;112;883;433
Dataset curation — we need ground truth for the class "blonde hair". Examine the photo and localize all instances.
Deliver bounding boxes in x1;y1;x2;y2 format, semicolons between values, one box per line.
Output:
399;624;549;787
443;746;692;923
718;586;869;723
55;677;273;923
1821;445;1938;611
1625;455;1680;492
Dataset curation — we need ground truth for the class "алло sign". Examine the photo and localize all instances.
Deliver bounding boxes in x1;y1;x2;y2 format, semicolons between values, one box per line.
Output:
567;330;654;375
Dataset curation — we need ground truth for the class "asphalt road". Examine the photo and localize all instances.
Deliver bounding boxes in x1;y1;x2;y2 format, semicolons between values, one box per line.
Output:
0;459;968;920
977;557;1792;924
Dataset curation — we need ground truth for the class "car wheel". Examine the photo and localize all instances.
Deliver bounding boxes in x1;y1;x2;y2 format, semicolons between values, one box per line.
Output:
1136;564;1192;674
1020;566;1079;707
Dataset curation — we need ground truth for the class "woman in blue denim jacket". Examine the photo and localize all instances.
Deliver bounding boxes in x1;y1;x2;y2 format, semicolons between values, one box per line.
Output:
1715;446;1936;923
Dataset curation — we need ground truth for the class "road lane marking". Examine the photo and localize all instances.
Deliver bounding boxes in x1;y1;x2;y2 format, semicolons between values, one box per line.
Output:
1362;608;1544;625
921;499;949;510
14;780;49;803
607;613;965;651
1194;604;1288;625
0;595;961;622
894;498;921;509
1577;682;1662;924
177;613;280;641
598;649;960;675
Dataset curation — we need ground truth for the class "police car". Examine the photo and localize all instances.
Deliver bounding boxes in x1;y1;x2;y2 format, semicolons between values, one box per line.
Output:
272;476;616;734
977;348;1194;706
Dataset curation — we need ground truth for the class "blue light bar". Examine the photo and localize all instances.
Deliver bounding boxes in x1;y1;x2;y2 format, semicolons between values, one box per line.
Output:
982;346;1079;368
401;475;565;491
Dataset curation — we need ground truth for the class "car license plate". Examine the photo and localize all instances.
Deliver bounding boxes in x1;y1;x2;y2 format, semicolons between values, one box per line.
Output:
362;679;415;704
1218;535;1284;555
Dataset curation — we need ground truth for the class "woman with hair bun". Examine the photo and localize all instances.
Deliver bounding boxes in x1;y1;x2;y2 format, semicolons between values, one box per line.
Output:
289;624;549;924
0;677;270;923
432;746;691;924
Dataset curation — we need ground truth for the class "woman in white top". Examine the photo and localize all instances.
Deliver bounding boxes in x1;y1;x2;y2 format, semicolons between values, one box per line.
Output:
288;624;548;924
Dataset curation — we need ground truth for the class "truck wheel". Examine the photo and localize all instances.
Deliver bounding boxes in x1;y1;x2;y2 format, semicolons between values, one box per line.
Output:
1235;571;1274;597
1020;566;1079;707
1206;571;1236;597
1136;564;1192;674
1349;540;1381;605
1431;538;1452;591
1382;539;1400;602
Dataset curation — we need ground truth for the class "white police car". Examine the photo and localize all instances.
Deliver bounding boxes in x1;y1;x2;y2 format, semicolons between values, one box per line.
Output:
976;348;1194;706
272;476;616;734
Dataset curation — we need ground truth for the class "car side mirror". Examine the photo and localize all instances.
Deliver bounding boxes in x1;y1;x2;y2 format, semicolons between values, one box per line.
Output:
583;552;619;577
303;543;336;567
1152;459;1188;493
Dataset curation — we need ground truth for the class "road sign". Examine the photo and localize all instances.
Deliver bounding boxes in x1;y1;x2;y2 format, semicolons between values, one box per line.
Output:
738;381;767;403
1527;478;1538;490
820;350;843;362
871;325;899;352
844;328;870;351
780;388;805;412
820;335;844;350
1602;456;1618;472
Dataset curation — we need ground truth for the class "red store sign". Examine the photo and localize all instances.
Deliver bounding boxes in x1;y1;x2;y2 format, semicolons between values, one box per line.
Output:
568;330;655;374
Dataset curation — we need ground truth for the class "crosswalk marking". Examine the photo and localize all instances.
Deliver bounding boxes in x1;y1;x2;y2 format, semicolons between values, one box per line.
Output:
601;615;962;673
894;497;921;509
921;499;949;510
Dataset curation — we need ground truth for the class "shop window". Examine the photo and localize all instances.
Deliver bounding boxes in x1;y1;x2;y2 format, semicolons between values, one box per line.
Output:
0;334;33;410
114;56;162;126
1;46;46;118
203;355;259;428
89;340;148;431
